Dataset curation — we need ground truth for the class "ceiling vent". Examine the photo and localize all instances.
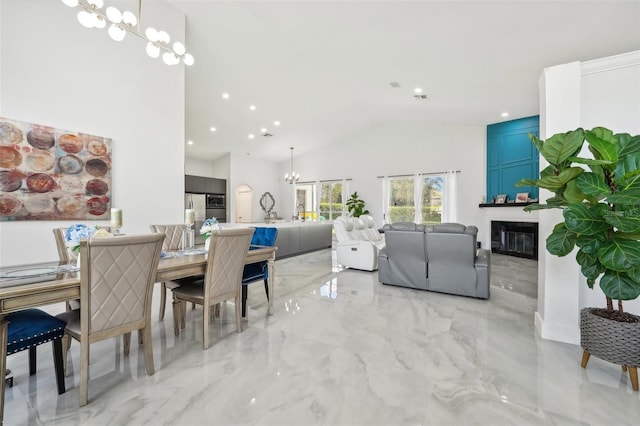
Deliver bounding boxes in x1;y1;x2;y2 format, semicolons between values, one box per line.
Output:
389;82;401;88
414;94;428;100
262;132;273;137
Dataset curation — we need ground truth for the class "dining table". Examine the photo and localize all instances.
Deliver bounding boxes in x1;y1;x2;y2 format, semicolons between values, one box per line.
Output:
0;244;277;424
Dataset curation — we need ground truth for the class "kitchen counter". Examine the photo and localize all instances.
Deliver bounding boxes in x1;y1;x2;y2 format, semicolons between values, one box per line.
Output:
222;221;332;259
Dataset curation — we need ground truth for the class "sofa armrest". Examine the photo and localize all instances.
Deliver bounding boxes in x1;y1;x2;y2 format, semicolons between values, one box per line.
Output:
474;248;491;299
336;240;381;271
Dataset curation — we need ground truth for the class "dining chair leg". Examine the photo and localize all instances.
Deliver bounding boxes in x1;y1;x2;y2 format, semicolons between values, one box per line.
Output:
203;303;210;350
235;294;242;333
61;334;70;375
51;339;66;395
138;329;144;346
263;278;269;300
180;301;187;330
143;326;154;376
79;337;90;406
241;285;248;317
159;283;167;321
123;332;131;356
172;299;181;336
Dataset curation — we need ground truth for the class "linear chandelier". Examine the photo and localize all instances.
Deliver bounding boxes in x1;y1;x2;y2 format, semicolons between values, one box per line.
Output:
61;0;194;66
284;147;300;184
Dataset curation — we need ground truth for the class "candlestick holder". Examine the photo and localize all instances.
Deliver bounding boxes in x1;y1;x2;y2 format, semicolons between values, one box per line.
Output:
181;224;195;251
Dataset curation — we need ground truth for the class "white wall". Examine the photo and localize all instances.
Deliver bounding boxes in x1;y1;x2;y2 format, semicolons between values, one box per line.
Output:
0;0;185;266
229;153;280;223
536;51;640;345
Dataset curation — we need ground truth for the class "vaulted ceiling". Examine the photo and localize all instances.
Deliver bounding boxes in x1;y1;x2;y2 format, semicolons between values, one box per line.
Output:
166;0;640;162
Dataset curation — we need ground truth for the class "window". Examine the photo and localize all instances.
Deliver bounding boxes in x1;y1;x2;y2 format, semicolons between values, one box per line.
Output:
387;174;444;224
320;181;343;220
295;183;316;221
388;177;415;223
421;175;444;224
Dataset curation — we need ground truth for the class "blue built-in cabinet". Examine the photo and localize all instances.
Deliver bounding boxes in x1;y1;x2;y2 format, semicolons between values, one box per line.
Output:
486;116;539;202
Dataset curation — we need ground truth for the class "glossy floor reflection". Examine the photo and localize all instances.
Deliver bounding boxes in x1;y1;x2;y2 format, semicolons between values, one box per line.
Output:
5;250;640;425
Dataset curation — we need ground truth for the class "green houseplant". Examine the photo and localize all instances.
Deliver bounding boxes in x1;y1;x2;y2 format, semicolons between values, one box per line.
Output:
517;127;640;389
346;191;369;217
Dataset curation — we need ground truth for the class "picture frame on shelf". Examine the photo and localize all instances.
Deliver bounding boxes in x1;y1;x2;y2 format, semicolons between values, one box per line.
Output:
516;192;529;203
495;194;507;204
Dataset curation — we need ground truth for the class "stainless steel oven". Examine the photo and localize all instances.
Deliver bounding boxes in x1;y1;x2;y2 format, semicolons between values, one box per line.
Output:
206;193;225;208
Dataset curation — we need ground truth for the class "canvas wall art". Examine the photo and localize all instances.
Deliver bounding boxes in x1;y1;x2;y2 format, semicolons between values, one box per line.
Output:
0;117;112;221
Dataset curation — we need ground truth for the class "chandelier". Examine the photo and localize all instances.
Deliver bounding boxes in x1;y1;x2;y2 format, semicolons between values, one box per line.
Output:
60;0;194;66
284;147;300;184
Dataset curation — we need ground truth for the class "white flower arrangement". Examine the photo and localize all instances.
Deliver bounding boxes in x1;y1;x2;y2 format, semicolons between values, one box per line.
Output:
200;217;220;240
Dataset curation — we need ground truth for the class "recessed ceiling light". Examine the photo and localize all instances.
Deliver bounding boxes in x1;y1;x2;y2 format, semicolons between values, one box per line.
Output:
260;128;267;133
249;105;256;111
414;87;423;94
222;93;230;99
187;140;193;145
501;112;509;117
274;121;280;126
210;127;216;132
248;134;255;139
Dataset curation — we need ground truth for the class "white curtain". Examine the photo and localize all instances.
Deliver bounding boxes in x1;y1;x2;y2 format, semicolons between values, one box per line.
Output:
414;174;423;224
343;179;350;217
443;171;459;223
381;177;389;224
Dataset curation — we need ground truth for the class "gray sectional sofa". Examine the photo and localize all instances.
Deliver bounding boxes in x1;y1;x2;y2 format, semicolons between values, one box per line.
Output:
378;222;490;299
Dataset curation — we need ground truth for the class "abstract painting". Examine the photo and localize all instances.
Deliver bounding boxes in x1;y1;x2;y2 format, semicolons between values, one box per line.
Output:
0;117;112;221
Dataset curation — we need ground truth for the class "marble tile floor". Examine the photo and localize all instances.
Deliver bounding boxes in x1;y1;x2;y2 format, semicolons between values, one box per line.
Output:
4;251;639;425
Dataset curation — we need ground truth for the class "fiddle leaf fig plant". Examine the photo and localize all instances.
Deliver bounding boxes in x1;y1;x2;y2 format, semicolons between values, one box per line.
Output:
517;127;640;321
346;191;369;217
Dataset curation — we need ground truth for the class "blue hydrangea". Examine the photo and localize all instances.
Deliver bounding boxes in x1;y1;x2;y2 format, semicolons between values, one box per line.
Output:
65;224;95;251
200;217;220;237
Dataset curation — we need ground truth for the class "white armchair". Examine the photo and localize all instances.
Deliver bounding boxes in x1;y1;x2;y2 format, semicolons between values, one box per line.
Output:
334;215;385;271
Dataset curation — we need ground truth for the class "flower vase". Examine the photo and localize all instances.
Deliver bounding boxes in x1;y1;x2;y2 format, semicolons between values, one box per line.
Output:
76;253;81;276
205;238;210;252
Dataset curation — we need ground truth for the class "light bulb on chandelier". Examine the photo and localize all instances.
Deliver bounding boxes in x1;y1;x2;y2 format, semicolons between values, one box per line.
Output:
284;147;300;184
61;0;194;66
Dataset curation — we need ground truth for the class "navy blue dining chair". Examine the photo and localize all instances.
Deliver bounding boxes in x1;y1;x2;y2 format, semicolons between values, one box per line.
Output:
5;308;66;395
241;227;278;317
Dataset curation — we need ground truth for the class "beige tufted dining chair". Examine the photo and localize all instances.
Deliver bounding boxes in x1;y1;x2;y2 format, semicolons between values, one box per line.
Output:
149;224;190;320
169;227;254;349
55;233;164;406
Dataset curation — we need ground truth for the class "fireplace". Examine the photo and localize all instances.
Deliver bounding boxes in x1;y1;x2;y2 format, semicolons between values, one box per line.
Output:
491;221;538;260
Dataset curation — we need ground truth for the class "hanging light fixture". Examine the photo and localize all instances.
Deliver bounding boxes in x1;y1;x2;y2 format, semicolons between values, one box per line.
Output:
61;0;195;66
284;147;300;184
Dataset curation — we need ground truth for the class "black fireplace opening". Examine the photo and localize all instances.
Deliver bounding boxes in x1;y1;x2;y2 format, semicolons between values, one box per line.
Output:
491;221;538;260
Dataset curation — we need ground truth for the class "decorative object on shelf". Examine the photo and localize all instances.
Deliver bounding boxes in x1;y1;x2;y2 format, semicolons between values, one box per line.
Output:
200;218;220;251
182;209;195;250
60;0;194;66
284;147;300;184
495;194;506;204
346;191;369;217
517;127;640;390
516;192;529;203
110;208;122;235
0;116;112;221
260;192;276;218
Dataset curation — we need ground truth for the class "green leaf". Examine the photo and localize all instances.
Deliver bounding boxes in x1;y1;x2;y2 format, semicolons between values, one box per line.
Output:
575;172;609;199
616;230;640;240
563;202;610;235
540;165;556;178
576;234;606;254
603;209;640;233
563;181;588;204
599;271;640;301
567;157;615;166
523;203;553;212
546;223;577;256
530;167;584;191
539;129;585;166
617;134;640;157
581;263;604;286
529;133;544;154
597;238;640;272
576;249;598;267
586;127;619;165
607;190;640;206
627;268;640;284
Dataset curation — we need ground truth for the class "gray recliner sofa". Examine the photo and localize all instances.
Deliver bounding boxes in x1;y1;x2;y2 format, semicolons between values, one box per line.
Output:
378;222;490;299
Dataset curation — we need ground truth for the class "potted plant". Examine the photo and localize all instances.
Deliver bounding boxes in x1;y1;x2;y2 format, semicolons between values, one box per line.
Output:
517;127;640;390
346;191;369;217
